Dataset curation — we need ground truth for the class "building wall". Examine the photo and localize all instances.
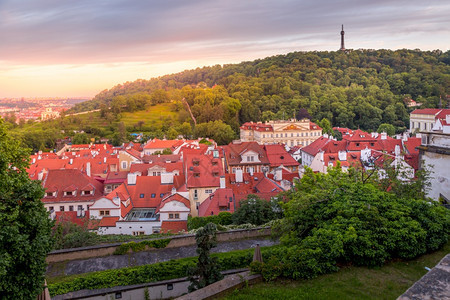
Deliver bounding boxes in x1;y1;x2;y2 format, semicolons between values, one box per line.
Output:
44;201;92;216
419;132;450;201
410;114;436;132
104;220;162;235
188;187;219;217
89;197;121;219
118;151;140;171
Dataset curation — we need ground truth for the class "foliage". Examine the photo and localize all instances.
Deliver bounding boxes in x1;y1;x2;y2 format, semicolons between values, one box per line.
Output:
194;120;236;145
232;195;283;226
188;223;224;292
0;118;54;299
187;212;233;230
113;239;171;255
377;123;396;136
48;245;263;296
251;166;449;282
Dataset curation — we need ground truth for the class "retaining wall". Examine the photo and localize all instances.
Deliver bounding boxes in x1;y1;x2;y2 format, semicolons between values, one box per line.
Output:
47;227;271;263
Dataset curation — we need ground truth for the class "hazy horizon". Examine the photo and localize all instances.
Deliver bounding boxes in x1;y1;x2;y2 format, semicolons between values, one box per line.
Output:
1;0;449;98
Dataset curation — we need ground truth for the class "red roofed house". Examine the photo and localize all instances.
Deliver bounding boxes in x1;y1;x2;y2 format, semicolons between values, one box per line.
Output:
240;118;322;147
184;152;225;216
41;169;104;224
432;113;450;134
143;138;184;155
264;144;300;173
222;141;270;175
198;177;236;217
92;173;190;235
410;109;450;133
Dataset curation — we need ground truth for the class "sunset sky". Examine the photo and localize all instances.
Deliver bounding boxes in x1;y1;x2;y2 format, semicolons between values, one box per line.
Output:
1;0;449;98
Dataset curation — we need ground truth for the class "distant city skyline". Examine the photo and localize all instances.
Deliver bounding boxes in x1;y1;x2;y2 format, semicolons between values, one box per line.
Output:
0;0;449;98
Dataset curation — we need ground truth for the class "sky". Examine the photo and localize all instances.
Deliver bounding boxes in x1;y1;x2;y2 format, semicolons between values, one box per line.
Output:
0;0;449;98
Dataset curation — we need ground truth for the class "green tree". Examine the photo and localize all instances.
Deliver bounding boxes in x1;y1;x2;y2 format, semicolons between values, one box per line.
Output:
318;118;332;135
194;120;236;145
72;132;90;144
0;119;54;299
188;223;223;292
232;195;279;226
377;123;396;136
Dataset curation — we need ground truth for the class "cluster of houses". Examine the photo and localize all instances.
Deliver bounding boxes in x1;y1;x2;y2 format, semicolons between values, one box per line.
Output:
29;112;447;235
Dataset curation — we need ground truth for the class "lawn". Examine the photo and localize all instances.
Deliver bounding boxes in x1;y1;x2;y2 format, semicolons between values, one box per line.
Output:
120;103;178;128
222;242;450;300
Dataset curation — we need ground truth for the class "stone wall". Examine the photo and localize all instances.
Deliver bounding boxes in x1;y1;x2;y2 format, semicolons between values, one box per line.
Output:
47;227;271;263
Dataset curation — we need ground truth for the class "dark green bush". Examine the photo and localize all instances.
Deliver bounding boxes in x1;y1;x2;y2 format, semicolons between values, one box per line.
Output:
187;212;233;230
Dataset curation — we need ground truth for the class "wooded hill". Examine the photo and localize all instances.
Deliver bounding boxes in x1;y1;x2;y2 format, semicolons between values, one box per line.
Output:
70;49;449;134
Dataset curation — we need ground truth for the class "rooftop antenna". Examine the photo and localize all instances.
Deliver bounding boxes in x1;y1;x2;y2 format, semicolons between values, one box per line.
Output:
340;24;345;51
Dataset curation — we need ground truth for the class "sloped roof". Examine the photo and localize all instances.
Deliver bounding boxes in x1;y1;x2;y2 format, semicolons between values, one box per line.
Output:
41;169;103;203
198;188;235;217
98;216;120;227
301;136;333;156
184;153;224;188
403;137;421;155
223;142;269;166
411;108;442;115
143;139;184;150
264;144;299;167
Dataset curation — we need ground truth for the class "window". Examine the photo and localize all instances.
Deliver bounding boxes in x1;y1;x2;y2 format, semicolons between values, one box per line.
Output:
151;193;156;198
100;210;104;216
167;283;174;291
60;206;64;212
140;193;144;198
152;227;161;234
194;189;198;200
132;231;145;236
46;192;53;197
160;193;164;198
115;292;122;299
65;191;73;196
205;189;213;194
194;172;200;177
49;206;54;212
232;167;236;173
78;205;83;211
193;160;199;166
291;133;293;137
152;172;157;176
213;172;219;177
83;190;91;195
169;213;179;219
121;161;127;169
69;205;74;211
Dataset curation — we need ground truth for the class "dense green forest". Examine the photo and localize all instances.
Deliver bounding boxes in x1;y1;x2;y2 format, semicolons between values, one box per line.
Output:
5;49;450;151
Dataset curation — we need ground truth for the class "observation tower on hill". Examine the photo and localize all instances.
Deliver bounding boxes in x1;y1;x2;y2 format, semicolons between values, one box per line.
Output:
340;24;345;51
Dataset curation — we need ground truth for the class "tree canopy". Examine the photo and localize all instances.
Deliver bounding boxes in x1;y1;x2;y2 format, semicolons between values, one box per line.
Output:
0;119;54;299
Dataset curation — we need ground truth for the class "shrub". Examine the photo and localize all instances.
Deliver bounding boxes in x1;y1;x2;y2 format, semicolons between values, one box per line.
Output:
187;212;233;230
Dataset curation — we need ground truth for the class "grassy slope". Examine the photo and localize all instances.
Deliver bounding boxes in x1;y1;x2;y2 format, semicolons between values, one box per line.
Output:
222;242;450;300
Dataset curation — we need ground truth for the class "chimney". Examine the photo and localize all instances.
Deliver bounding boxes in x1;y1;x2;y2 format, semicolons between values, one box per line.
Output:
381;132;387;140
86;162;91;177
171;187;176;195
220;176;226;189
37;171;44;181
235;169;243;183
394;145;401;156
32;158;36;164
127;173;137;185
361;147;372;162
338;150;346;161
104;157;107;163
69;158;73;165
275;168;282;181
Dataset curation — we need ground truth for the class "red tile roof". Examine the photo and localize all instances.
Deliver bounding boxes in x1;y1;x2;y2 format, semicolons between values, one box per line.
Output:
41;169;104;204
301;136;333;156
198;188;235;217
98;216;120;227
222;142;270;166
264;144;299;167
143;139;184;150
54;211;90;226
184;153;224;188
411;108;442;115
130;162;183;176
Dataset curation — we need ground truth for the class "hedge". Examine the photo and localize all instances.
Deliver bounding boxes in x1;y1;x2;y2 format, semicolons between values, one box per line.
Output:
113;238;171;255
48;246;280;296
187;212;233;230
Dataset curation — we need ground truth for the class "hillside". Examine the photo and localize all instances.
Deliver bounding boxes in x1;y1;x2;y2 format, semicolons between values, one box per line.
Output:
70;49;449;131
6;49;450;151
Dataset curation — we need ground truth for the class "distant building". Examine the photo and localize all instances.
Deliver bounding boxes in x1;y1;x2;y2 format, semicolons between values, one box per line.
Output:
417;132;450;202
41;107;60;120
240;119;322;147
410;109;450;133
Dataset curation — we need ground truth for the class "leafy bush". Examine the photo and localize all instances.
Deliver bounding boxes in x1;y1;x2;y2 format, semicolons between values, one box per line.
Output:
113;238;171;255
187;212;233;230
251;166;449;282
232;195;283;226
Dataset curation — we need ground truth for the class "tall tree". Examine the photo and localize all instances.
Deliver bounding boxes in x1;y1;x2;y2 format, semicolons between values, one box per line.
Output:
188;223;223;292
0;119;54;299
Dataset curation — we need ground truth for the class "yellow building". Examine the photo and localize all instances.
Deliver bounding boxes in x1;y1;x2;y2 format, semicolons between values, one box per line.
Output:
240;119;322;147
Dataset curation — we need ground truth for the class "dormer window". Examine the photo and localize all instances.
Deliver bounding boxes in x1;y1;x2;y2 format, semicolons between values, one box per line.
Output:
64;191;74;196
160;193;164;198
212;161;218;166
151;193;156;198
213;172;219;177
194;173;200;177
193;161;199;166
83;190;92;195
356;143;360;147
140;193;145;198
46;192;54;197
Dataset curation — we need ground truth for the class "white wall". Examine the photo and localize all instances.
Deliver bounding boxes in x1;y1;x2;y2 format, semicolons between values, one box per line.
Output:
100;220;162;235
89;197;121;219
